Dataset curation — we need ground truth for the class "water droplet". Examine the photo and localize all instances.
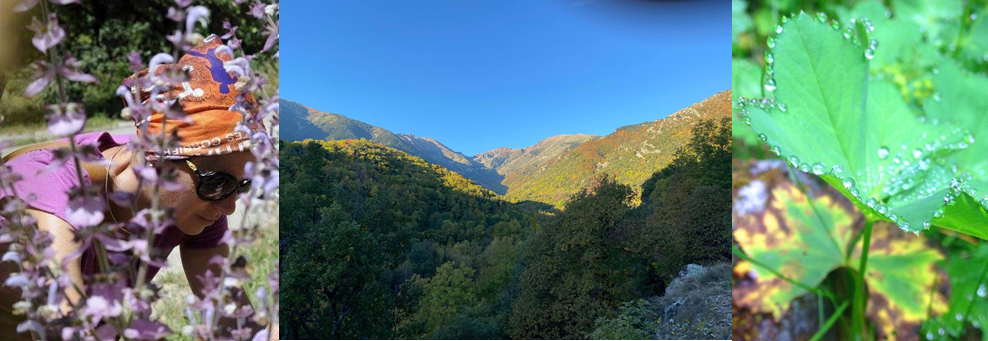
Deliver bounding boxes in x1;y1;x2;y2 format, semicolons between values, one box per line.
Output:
842;177;855;189
767;37;775;48
923;221;931;229
765;52;774;64
850;188;860;198
798;163;810;172
817;12;828;22
758;133;768;142
877;204;888;215
956;313;964;321
934;208;943;218
831;21;840;30
878;146;890;159
781;16;789;24
811;162;825;175
912;149;922;159
980;198;988;208
945;194;955;204
939;328;945;336
765;78;777;92
776;25;784;34
865;49;875;60
831;165;846;177
933;68;940;75
777;103;788;112
788;155;800;167
973;13;979;21
926;332;934;340
968;134;976;144
744;116;751;125
893;156;901;164
869;38;878;49
865;198;877;208
843;29;852;39
933;92;941;102
886;10;892;18
771;145;781;156
978;284;986;297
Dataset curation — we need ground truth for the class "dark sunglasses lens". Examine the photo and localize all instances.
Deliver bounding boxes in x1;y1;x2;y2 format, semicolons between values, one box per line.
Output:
237;179;252;194
198;174;238;200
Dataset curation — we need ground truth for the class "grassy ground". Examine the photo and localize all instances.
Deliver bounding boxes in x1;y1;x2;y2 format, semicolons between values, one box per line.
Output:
151;200;279;340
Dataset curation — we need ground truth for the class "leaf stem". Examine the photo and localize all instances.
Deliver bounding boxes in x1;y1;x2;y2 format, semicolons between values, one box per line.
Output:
812;301;849;341
852;217;874;340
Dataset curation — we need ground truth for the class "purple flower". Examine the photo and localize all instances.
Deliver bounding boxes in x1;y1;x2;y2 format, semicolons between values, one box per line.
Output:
60;55;98;83
262;23;278;53
249;1;266;18
127;51;143;71
50;0;80;4
27;14;65;53
13;0;38;12
65;188;105;228
228;37;242;50
4;273;29;288
123;319;171;340
222;21;239;39
185;6;211;35
46;102;86;137
81;296;123;323
25;61;55;97
174;0;192;8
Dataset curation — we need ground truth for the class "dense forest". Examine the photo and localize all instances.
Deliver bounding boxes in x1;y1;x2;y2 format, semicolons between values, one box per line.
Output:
280;117;732;339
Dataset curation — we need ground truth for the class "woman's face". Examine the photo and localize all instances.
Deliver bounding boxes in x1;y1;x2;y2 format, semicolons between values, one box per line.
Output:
155;151;256;235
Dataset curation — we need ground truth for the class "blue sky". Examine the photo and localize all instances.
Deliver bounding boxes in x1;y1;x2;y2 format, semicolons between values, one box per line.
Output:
282;0;729;156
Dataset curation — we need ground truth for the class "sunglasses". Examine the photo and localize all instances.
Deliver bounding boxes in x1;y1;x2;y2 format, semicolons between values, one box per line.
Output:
183;159;252;201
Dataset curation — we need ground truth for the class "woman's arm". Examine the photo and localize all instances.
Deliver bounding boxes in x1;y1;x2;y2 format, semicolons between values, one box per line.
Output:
25;209;85;312
180;244;274;340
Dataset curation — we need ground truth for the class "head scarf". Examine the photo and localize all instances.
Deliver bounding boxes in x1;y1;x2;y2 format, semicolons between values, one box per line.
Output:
126;34;259;160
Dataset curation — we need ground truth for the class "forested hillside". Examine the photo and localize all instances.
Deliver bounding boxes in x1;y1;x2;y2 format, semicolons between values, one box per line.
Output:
280;116;731;340
502;90;732;207
280;99;508;193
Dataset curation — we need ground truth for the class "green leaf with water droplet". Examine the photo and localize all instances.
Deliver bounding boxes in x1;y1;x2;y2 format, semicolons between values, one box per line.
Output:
741;13;987;239
732;58;762;144
924;59;988;177
959;12;988;66
921;243;988;339
840;0;931;71
733;174;946;339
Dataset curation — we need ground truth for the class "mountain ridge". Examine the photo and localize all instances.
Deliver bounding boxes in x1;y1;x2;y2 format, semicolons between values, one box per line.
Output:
279;89;731;206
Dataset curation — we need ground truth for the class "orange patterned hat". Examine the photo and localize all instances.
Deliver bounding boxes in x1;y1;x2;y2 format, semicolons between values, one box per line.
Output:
126;34;258;160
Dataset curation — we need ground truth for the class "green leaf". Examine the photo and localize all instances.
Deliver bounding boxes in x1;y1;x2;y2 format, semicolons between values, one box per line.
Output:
892;0;963;46
732;58;763;144
922;243;988;339
924;59;988;176
959;9;988;65
842;1;931;71
732;176;947;339
740;13;986;239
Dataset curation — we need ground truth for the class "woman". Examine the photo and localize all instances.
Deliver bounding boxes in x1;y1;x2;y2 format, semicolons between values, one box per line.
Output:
0;36;275;339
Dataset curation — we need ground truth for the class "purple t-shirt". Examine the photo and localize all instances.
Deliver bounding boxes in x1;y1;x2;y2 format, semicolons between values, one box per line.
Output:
0;132;227;281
